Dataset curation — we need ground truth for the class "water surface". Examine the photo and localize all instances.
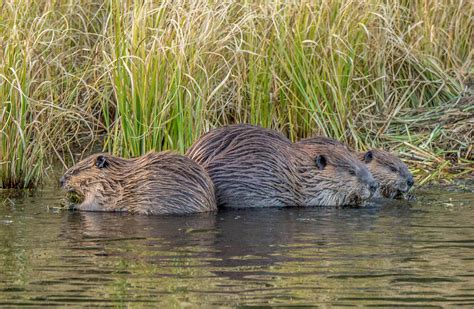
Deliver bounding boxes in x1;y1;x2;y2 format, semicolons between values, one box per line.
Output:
1;180;473;306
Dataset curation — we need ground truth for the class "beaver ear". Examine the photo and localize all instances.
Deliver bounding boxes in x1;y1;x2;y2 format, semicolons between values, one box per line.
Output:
314;155;327;170
95;155;109;169
363;150;373;163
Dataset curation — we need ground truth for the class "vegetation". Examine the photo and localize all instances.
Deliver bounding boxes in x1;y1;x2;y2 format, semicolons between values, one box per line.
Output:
1;0;472;188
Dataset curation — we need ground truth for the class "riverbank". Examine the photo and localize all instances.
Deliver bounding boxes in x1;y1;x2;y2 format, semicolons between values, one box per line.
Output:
1;0;472;188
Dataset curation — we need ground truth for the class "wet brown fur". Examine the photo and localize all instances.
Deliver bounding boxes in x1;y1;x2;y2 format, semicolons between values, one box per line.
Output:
187;125;300;207
186;124;292;166
186;125;377;207
298;136;414;199
61;152;217;215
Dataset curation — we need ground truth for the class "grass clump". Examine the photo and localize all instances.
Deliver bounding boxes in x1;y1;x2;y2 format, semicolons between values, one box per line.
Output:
100;0;239;156
0;1;102;188
0;1;51;188
1;0;472;188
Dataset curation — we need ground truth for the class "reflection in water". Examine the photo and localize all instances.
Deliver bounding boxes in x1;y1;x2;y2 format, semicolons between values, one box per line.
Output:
0;182;473;306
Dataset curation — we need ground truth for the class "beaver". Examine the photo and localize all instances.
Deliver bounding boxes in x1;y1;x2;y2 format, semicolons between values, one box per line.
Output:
298;136;414;199
186;124;378;207
359;149;414;199
60;152;217;215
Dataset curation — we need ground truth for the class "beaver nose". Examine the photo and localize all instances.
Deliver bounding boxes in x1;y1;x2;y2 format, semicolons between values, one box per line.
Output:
59;176;66;188
407;176;414;188
369;181;379;194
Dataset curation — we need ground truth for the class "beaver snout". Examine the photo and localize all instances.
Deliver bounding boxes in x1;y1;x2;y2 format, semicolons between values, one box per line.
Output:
369;181;379;194
359;170;378;196
398;176;414;193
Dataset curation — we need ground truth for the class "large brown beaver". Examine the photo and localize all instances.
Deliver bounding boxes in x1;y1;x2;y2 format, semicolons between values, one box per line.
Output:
60;152;217;215
298;136;414;199
186;124;378;207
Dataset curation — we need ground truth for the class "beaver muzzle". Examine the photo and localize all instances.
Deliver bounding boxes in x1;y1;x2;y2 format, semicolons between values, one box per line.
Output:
60;176;85;206
369;181;379;195
393;180;412;199
348;193;364;206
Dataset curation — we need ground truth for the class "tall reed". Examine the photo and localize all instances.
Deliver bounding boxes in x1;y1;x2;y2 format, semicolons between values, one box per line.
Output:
100;0;470;151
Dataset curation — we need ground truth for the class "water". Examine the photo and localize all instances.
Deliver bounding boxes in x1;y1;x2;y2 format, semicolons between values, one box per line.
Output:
1;180;473;307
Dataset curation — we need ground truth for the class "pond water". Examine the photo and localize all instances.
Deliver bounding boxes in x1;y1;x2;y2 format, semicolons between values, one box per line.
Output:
1;178;473;307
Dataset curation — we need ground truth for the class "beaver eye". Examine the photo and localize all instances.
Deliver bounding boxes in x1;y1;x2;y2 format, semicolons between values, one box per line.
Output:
314;155;327;170
96;155;109;169
349;170;356;176
390;166;397;173
363;150;373;163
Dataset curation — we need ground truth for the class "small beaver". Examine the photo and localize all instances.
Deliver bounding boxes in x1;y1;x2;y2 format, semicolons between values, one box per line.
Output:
60;152;217;215
187;125;378;207
359;149;414;199
298;136;414;199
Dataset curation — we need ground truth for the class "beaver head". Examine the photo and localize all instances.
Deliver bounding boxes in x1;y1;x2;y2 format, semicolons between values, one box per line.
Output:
60;153;126;211
360;149;414;199
295;144;379;206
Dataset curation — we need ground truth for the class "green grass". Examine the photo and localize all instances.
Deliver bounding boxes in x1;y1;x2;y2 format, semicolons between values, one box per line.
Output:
1;0;472;188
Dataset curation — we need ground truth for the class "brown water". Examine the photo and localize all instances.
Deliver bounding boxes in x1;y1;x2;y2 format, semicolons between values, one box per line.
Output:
1;179;473;307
